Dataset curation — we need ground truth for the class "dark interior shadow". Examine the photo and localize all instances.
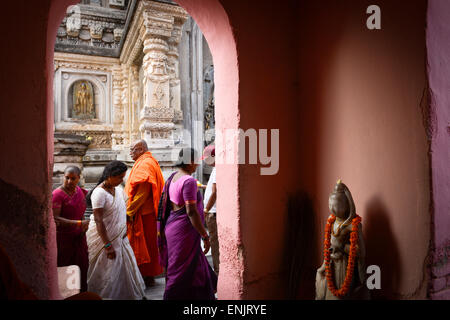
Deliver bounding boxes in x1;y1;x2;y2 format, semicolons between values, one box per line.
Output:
364;196;401;299
289;1;348;299
283;190;318;299
296;0;346;200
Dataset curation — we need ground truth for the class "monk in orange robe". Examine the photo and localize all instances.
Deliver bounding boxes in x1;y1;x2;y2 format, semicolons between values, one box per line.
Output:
125;140;164;286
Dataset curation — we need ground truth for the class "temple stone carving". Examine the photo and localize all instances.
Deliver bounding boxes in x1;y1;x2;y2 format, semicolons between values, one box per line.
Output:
131;1;188;148
56;3;128;56
204;64;215;145
54;0;214;184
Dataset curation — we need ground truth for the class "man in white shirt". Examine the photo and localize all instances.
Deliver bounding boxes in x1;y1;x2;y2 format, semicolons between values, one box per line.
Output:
201;145;219;274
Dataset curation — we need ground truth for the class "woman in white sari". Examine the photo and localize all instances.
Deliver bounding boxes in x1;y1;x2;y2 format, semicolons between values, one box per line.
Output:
85;161;146;300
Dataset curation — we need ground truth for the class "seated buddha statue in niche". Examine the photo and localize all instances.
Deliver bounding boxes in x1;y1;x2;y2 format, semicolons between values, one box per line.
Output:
315;180;369;300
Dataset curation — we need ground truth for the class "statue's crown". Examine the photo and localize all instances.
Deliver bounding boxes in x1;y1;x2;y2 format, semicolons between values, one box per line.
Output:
333;179;346;193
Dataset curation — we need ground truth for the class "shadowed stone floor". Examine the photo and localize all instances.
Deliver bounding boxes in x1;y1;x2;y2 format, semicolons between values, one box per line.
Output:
144;254;214;300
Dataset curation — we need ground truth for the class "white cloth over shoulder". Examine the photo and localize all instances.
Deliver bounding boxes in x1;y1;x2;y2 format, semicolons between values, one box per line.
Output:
203;167;216;213
86;186;146;300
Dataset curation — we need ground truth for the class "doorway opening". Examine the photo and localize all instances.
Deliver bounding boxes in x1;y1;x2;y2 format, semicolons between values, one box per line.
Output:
47;0;240;299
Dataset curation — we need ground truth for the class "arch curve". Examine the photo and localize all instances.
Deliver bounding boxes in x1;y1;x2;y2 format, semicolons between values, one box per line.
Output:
46;0;241;299
174;0;241;300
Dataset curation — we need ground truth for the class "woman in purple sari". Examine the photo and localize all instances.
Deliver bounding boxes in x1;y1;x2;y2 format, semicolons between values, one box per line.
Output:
158;148;217;300
52;166;89;292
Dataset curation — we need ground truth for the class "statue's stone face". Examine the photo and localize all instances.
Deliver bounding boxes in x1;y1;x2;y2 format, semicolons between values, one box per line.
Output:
329;193;349;219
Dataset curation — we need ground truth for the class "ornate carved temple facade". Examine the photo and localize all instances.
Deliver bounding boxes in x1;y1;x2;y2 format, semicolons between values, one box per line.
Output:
53;0;215;187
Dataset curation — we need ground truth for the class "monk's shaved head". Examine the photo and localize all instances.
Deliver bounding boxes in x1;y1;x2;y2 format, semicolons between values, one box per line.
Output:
132;139;148;151
130;139;148;161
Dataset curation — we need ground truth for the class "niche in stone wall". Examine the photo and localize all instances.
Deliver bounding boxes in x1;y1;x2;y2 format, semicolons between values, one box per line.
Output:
68;80;96;120
53;66;112;127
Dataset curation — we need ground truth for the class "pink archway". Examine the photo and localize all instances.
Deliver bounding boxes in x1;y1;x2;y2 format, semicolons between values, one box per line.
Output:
3;0;436;300
46;0;241;299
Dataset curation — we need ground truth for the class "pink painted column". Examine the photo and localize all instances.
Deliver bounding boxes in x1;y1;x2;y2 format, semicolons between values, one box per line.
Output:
426;0;450;300
45;0;79;300
171;0;242;299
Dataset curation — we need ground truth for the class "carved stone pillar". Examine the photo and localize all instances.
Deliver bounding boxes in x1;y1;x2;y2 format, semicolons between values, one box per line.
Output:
121;64;130;147
138;3;188;148
131;65;141;142
112;65;124;149
168;17;184;122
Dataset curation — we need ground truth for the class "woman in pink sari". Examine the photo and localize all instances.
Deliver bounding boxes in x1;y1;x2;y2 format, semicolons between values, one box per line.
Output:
158;148;217;300
52;166;89;292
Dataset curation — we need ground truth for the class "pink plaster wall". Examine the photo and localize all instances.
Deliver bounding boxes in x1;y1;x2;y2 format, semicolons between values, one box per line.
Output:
0;0;57;299
46;0;79;300
180;0;304;299
175;0;242;299
297;0;430;299
426;0;450;300
0;1;50;207
0;0;78;300
220;0;302;299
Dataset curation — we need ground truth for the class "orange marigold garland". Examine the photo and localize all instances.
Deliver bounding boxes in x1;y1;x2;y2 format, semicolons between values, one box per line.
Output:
323;214;361;298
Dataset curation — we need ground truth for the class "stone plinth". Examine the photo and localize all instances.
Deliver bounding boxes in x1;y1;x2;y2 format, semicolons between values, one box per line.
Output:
82;149;121;186
53;133;91;189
